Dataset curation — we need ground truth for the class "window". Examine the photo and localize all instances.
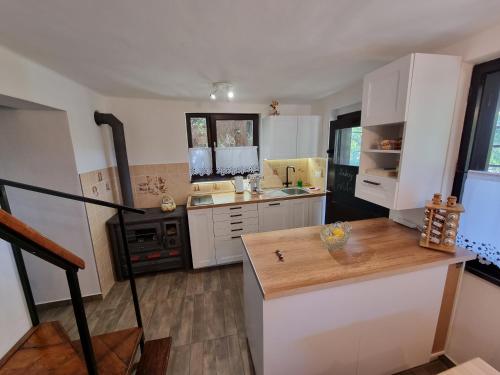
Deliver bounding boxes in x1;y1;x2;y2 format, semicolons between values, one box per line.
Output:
487;110;500;173
333;127;362;166
453;57;500;286
186;113;259;181
330;111;363;167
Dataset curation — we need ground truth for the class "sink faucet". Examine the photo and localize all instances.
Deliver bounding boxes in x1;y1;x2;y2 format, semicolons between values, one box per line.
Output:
284;166;295;187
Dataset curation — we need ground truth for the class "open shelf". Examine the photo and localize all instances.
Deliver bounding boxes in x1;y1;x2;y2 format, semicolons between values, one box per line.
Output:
363;149;401;154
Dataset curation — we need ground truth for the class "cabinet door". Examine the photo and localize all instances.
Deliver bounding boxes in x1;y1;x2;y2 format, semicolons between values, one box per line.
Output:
215;236;245;265
308;196;325;226
261;116;298;160
187;208;216;269
258;200;290;232
361;54;413;127
297;116;322;157
289;198;309;228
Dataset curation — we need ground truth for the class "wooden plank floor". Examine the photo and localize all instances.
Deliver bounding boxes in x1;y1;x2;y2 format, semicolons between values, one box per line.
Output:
38;263;452;375
38;264;253;375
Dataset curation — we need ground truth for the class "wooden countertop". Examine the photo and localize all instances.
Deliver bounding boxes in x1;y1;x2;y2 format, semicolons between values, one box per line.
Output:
186;189;327;210
242;218;476;299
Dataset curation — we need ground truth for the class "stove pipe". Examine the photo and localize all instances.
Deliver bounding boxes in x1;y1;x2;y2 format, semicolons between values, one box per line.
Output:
94;111;134;208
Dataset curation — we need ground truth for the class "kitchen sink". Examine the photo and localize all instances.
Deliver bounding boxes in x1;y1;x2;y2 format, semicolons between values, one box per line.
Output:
190;195;214;206
280;187;310;195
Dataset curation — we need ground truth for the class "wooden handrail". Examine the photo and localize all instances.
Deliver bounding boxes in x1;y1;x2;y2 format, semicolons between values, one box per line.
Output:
0;209;85;269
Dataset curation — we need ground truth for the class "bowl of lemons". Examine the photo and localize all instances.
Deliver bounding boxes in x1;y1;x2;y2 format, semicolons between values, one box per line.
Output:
320;222;352;252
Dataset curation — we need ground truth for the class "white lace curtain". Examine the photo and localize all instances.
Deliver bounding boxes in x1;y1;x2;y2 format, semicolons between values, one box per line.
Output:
188;147;212;177
456;171;500;268
215;146;259;176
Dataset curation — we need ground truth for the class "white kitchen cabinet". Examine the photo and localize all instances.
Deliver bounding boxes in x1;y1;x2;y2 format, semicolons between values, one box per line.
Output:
361;54;412;127
308;196;325;226
261;115;322;160
356;53;462;210
258;200;290;232
296;116;322;158
260;116;298;160
214;236;246;264
288;198;309;228
213;203;258;265
187;208;216;269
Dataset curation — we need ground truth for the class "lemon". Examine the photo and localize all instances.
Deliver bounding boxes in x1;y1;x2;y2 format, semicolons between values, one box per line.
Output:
332;227;345;238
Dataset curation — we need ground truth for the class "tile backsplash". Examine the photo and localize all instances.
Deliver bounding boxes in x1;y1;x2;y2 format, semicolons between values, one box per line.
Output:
79;166;121;297
262;158;326;188
130;162;191;208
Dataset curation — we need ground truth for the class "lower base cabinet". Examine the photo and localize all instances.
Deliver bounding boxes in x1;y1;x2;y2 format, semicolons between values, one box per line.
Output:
189;196;325;269
214;236;246;264
187;208;216;269
308;196;325;226
258;200;291;232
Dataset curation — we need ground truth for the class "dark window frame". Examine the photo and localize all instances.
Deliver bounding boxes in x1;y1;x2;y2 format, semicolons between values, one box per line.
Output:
186;113;260;182
452;57;500;287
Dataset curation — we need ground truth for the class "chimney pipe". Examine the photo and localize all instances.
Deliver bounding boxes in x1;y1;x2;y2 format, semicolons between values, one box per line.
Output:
94;111;134;208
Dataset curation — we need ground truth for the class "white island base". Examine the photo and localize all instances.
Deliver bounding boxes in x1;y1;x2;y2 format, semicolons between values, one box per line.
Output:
244;253;451;375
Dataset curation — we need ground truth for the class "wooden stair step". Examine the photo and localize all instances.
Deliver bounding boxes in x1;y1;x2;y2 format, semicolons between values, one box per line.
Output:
72;327;143;375
0;321;87;374
136;337;172;375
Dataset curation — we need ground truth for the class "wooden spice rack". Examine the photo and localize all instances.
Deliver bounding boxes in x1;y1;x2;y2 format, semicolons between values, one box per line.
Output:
419;193;464;253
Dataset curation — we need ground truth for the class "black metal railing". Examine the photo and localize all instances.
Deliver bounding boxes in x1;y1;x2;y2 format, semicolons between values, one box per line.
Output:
0;178;146;375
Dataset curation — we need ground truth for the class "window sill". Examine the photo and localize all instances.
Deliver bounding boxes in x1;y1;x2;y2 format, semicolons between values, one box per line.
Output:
465;259;500;287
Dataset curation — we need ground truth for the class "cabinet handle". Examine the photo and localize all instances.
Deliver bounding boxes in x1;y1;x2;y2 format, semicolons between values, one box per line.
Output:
363;179;381;186
231;235;241;239
231;221;243;225
230;214;242;217
269;202;281;206
229;206;242;210
231;228;243;232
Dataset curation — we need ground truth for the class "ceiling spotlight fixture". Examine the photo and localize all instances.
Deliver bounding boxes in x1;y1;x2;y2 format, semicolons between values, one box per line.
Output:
210;82;235;100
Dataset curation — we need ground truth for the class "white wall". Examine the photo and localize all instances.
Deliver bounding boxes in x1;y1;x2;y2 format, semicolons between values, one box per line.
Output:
311;81;363;155
0;109;101;303
106;97;312;166
439;22;500;64
0;45;111;173
446;272;500;368
0;239;31;357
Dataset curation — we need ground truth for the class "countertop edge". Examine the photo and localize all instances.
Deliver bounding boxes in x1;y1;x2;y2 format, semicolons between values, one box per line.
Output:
242;240;476;300
187;191;327;211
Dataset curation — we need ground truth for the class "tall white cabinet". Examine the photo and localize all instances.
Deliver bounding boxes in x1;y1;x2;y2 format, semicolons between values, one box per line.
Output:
355;53;462;210
260;115;322;160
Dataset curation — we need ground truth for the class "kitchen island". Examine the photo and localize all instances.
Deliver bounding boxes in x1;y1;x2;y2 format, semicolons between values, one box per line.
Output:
242;218;475;375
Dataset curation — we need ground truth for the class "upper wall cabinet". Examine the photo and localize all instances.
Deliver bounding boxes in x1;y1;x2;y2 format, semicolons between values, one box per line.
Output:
361;54;412;127
261;115;322;160
297;116;322;158
355;53;462;210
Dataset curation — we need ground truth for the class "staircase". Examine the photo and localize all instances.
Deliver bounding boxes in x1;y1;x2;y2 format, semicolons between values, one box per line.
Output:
0;179;173;374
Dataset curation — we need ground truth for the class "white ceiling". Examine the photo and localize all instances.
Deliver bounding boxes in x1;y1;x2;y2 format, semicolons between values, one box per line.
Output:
1;0;500;102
